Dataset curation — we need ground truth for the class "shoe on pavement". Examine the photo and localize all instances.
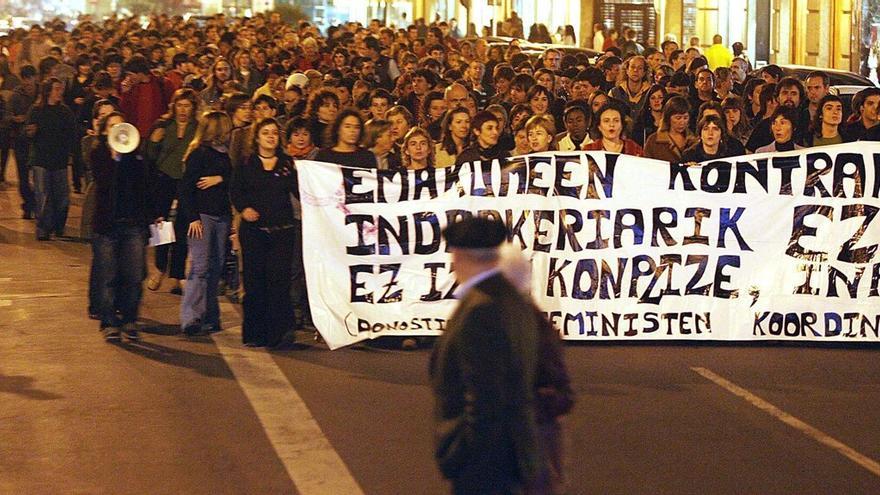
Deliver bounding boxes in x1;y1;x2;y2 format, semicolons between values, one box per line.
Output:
102;327;122;342
183;322;203;336
170;279;183;295
147;272;166;291
122;323;140;341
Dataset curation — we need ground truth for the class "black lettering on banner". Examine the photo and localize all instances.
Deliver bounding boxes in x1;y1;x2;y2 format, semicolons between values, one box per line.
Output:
527;156;553;197
413;212;441;255
533;210;555;252
684;207;711;245
585;153;617;199
421;262;446;301
641;254;682;304
378;216;409;255
733;158;769;193
377;264;403;303
565;312;585;336
623;313;638;337
804;152;832;198
685;254;712;296
345;214;376;255
628;254;656;299
660;254;683;298
555;155;584;198
833;153;866;198
669;162;697;191
572;259;598;300
793;254;817;290
651;207;678;247
662;313;679;335
498;157;528;196
700;161;732;192
557;209;584;251
585;210;610;249
377;169;408;203
753;311;769;335
507;209;531;248
599;258;627;299
342;167;375;204
585;312;599;335
838;204;879;263
547;257;571;297
413;168;439;199
874;154;880;198
786;205;833;259
441;162;466;194
714;255;741;299
349;265;374;303
643;312;660;333
772;155;800;195
872;263;880;297
718;207;752;251
601;312;620;336
613;209;645;248
470;160;496;197
827;266;865;298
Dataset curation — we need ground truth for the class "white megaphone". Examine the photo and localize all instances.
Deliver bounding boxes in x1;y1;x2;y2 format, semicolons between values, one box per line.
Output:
108;122;140;154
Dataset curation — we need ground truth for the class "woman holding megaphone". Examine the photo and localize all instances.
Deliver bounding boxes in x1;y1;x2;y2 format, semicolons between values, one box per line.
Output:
90;113;150;342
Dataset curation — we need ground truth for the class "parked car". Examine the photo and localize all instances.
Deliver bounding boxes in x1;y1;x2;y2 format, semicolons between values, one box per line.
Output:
753;64;876;87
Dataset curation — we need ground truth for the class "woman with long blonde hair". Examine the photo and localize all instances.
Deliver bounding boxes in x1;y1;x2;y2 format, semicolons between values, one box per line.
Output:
178;110;234;336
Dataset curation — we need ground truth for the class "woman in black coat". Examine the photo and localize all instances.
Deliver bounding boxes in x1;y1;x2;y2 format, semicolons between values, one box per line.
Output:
231;117;300;348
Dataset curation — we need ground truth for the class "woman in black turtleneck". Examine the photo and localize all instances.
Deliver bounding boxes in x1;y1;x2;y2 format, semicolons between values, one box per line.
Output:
755;107;804;154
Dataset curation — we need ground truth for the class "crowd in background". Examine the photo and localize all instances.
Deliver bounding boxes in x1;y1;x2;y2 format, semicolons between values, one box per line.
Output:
0;12;877;346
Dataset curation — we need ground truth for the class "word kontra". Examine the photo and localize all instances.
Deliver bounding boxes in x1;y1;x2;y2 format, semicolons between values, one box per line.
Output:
670;152;880;199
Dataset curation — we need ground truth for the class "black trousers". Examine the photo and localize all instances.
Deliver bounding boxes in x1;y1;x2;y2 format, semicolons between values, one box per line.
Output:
290;219;311;325
240;223;295;346
152;172;188;279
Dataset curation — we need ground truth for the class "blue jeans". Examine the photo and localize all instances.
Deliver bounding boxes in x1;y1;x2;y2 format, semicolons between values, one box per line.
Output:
181;214;230;329
92;225;147;328
32;166;70;238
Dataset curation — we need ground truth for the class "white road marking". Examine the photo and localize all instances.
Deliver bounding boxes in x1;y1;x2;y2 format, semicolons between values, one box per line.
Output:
213;326;365;495
691;366;880;477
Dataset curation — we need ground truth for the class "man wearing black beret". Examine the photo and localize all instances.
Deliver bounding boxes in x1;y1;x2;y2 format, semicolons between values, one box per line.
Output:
430;217;542;494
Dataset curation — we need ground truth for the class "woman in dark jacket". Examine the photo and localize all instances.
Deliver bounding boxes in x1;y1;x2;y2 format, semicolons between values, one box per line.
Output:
681;114;742;163
231;117;299;348
90;112;151;342
178;111;233;336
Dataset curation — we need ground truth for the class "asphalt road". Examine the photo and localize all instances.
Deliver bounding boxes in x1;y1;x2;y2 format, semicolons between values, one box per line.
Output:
1;173;879;494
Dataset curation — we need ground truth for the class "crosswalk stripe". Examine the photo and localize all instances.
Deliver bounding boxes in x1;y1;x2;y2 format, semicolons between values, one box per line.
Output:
692;366;880;477
213;325;365;494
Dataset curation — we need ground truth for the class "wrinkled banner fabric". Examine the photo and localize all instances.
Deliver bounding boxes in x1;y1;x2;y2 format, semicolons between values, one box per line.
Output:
298;143;880;349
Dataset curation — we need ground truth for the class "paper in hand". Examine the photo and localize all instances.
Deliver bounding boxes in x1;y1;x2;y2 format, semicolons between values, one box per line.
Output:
149;221;176;247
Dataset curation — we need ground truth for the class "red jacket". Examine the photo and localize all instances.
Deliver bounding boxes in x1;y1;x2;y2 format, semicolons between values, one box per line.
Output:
119;75;171;137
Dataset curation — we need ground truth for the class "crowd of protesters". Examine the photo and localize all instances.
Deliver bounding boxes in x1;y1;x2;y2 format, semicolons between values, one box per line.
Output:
0;13;876;346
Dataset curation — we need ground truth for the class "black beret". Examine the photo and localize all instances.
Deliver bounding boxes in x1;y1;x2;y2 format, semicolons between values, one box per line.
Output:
443;217;508;249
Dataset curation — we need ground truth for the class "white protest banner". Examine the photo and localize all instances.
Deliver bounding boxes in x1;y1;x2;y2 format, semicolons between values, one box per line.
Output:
298;143;880;350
